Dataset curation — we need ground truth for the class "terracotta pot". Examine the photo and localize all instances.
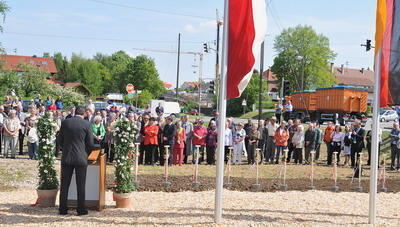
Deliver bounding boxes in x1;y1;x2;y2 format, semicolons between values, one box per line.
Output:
37;189;58;207
113;192;133;208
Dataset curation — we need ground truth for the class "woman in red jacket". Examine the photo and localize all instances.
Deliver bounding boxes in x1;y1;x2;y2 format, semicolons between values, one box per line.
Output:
144;117;159;165
173;121;186;166
274;121;289;164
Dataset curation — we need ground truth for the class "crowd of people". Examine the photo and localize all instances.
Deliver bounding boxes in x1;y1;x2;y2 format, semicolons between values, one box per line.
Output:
1;97;400;171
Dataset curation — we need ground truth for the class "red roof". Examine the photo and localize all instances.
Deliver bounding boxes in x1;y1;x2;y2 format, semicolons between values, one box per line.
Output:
163;82;173;88
47;80;64;85
0;54;58;74
333;66;374;87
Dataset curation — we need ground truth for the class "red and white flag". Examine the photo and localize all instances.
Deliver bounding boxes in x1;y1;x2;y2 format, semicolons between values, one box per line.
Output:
226;0;267;99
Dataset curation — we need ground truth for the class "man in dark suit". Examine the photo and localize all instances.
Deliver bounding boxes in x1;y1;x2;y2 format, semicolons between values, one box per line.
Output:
160;116;176;166
58;106;94;215
351;120;365;168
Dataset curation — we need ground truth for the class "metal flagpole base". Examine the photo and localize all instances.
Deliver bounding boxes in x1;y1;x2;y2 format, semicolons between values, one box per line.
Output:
223;183;232;188
308;186;316;190
251;184;261;191
192;182;201;188
355;186;363;192
133;181;140;188
380;187;388;192
331;186;339;192
280;184;288;191
162;182;172;188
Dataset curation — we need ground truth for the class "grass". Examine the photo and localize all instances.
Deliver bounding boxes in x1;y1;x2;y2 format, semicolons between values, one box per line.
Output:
239;110;275;119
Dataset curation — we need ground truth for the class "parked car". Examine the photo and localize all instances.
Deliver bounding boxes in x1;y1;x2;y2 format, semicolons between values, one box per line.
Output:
379;109;399;122
93;101;108;112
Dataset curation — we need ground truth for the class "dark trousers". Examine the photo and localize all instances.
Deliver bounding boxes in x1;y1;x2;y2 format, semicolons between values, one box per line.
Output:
247;144;256;164
325;142;332;164
287;143;294;162
105;143;115;162
329;142;341;165
0;128;2;155
275;114;281;124
391;144;400;169
145;144;158;165
293;148;303;164
18;129;24;155
351;145;362;167
159;143;173;166
224;146;231;163
206;145;216;165
138;143;145;164
59;164;87;213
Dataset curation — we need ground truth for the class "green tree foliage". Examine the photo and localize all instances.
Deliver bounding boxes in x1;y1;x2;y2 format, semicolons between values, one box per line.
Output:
44;84;85;107
52;51;165;97
18;63;47;96
0;69;20;95
271;25;337;92
0;1;9;52
136;90;154;108
124;55;165;97
227;73;263;116
66;54;109;95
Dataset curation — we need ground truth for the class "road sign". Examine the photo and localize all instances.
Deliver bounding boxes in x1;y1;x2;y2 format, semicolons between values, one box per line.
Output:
242;99;247;106
126;84;134;94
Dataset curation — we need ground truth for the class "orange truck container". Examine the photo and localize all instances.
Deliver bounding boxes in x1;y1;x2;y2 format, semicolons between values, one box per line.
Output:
290;90;317;111
315;86;368;113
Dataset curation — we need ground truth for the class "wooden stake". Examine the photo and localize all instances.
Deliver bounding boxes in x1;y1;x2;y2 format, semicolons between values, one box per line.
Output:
332;151;339;191
309;150;316;190
134;143;140;183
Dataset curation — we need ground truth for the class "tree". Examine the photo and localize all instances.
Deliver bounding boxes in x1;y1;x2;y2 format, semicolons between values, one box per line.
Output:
124;55;165;98
0;69;20;95
18;63;48;96
0;1;9;53
227;73;264;116
136;90;153;108
271;25;337;93
66;54;109;95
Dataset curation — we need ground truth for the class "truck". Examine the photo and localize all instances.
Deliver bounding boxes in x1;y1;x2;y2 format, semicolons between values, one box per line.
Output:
286;86;368;125
150;100;180;117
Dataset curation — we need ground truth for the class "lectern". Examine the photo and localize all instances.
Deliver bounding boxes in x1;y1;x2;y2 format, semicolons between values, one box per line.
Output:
67;150;106;211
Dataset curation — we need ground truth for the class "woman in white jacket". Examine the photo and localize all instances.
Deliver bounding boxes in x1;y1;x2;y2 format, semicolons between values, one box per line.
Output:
292;125;305;164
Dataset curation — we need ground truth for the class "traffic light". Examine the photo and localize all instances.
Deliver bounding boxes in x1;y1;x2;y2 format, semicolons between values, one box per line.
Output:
283;81;290;97
203;43;209;53
366;39;371;51
209;81;215;93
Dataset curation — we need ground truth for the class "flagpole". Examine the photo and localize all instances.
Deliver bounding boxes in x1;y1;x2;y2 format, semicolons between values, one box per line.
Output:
215;0;229;224
369;49;381;224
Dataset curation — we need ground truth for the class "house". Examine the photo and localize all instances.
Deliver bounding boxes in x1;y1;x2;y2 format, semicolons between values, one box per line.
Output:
163;82;173;90
0;54;58;79
64;82;91;96
181;81;200;90
263;70;280;100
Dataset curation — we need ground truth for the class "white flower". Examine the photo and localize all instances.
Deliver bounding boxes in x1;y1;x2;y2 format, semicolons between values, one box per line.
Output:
44;169;48;173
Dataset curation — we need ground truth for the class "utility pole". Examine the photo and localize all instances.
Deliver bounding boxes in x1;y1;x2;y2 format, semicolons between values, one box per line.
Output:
198;54;204;115
258;42;265;123
215;9;222;111
176;33;181;100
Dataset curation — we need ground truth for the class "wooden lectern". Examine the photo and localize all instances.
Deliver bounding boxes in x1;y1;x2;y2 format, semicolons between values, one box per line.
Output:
67;150;106;211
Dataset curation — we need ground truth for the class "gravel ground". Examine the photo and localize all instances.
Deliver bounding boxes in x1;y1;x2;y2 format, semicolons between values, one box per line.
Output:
1;190;400;226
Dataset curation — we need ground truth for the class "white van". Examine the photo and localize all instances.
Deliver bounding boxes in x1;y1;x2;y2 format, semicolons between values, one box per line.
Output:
150;100;180;117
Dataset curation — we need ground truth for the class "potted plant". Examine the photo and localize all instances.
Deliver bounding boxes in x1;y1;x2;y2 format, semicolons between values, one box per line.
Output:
36;113;59;207
113;119;137;208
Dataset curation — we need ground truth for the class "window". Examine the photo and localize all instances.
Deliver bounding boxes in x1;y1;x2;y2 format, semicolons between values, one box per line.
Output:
41;61;48;65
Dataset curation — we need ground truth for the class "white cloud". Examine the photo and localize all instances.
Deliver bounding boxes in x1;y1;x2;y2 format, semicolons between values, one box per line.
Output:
183;20;216;33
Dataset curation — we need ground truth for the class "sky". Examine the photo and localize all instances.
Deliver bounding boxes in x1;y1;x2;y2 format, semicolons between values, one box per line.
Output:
2;0;377;88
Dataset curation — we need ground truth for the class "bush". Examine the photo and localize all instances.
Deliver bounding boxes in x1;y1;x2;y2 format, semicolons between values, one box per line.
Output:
44;84;85;107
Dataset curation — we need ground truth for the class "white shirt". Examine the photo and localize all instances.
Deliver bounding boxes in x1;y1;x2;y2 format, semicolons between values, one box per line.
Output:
332;132;345;142
27;127;39;143
267;123;278;137
225;128;233;146
0;113;4;124
292;131;305;148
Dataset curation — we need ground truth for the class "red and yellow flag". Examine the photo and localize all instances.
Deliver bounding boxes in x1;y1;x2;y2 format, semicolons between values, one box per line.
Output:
375;0;400;107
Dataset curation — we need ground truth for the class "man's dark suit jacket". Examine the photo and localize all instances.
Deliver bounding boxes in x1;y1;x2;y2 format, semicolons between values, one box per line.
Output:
58;116;94;166
352;127;365;150
162;123;176;146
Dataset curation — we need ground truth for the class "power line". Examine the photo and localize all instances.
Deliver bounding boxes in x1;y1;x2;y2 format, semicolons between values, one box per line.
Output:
4;31;203;44
87;0;213;20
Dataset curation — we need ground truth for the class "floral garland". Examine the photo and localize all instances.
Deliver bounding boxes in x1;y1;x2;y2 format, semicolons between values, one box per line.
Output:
37;113;59;190
113;119;138;193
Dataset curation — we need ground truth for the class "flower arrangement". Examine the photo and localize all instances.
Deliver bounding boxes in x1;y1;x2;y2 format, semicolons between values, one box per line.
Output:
113;119;138;193
37;113;59;190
